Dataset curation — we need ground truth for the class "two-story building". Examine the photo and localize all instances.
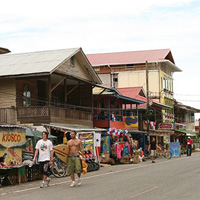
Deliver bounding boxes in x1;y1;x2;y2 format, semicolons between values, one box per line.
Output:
87;49;182;124
174;100;200;146
0;48;102;128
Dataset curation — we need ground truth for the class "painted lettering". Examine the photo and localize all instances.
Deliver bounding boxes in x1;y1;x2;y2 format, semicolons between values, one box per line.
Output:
2;134;6;142
1;133;22;142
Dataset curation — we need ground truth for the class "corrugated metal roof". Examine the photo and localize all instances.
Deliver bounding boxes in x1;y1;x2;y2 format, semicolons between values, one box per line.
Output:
0;48;80;77
87;49;181;72
117;87;148;103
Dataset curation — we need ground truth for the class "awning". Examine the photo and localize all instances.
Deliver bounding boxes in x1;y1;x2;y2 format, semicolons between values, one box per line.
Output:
32;130;57;139
127;130;149;135
175;129;196;137
43;123;106;132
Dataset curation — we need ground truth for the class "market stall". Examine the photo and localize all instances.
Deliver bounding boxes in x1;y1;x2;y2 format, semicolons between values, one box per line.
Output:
0;125;27;185
100;128;144;164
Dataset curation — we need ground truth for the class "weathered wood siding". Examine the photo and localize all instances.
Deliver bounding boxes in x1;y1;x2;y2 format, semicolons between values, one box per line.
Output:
55;52;92;83
16;78;38;107
0;79;16;108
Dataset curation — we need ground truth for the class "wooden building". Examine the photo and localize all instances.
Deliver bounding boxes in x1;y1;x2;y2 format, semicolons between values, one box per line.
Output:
93;87;145;129
0;48;101;127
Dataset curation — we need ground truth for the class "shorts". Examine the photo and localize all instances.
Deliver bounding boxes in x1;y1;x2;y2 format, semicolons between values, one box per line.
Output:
151;150;156;157
39;161;51;176
67;156;82;175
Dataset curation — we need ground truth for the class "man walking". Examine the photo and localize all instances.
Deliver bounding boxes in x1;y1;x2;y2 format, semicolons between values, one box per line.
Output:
33;131;54;188
186;137;193;156
67;131;84;187
148;137;161;163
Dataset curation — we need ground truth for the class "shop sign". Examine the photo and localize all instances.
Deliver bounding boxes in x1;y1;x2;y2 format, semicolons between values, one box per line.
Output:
164;134;170;144
169;142;180;157
78;133;94;154
0;132;26;148
158;123;174;130
123;116;138;130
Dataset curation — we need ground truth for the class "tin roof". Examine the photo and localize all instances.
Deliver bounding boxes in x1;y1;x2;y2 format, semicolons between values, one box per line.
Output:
0;47;10;54
87;49;181;72
0;48;102;84
118;87;172;109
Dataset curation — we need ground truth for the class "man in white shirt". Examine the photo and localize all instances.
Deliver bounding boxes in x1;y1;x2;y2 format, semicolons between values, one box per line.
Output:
33;131;54;188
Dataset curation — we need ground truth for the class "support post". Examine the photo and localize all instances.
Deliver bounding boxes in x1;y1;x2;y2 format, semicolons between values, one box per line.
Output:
146;61;150;133
48;75;51;105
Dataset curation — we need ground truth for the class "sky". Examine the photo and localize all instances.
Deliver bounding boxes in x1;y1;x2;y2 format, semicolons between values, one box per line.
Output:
1;0;200;118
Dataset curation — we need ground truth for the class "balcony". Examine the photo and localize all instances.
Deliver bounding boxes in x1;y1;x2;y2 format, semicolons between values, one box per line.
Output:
0;106;92;126
93;114;125;129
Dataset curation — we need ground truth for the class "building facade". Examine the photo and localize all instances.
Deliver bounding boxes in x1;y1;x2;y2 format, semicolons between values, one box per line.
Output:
0;48;101;127
87;49;182;124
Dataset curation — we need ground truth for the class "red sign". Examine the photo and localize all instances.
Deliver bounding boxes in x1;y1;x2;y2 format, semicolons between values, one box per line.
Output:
158;123;174;129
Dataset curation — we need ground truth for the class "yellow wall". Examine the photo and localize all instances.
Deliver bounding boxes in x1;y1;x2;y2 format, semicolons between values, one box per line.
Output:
118;70;160;94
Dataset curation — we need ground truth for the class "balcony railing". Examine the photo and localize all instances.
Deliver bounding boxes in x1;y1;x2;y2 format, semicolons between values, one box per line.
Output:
17;106;92;122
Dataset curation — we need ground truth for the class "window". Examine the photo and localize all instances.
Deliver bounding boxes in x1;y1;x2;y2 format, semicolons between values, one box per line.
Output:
23;84;31;107
70;56;75;67
113;78;118;82
126;64;135;69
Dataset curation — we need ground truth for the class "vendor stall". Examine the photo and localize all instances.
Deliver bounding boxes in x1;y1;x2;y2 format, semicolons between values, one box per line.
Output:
0;125;27;185
100;128;144;164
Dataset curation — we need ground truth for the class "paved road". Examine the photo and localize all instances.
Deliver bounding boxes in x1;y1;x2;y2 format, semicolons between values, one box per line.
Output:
1;153;200;200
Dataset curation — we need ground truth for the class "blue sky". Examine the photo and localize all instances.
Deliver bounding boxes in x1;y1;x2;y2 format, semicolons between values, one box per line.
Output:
1;0;200;118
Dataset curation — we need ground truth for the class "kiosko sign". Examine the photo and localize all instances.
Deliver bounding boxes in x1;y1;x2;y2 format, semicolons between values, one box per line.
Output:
0;132;26;148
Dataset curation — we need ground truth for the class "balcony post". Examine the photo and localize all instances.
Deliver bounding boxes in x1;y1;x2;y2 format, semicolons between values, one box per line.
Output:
48;75;51;105
108;98;110;128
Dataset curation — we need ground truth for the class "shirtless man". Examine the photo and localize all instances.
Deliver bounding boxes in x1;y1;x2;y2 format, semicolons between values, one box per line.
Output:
67;131;84;187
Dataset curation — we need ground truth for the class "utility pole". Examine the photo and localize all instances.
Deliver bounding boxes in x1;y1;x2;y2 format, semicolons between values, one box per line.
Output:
146;61;150;132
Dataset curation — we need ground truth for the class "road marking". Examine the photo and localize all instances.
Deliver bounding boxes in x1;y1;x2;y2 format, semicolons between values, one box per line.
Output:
130;186;158;198
1;154;199;196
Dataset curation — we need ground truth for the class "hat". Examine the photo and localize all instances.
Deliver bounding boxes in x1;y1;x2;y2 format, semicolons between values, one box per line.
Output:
188;137;191;139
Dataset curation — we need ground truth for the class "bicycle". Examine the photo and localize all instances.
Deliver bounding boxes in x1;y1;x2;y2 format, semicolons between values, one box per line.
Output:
156;148;172;159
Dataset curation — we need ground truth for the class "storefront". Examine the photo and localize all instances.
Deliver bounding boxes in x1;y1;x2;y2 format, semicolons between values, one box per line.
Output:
100;128;144;164
0;125;27;185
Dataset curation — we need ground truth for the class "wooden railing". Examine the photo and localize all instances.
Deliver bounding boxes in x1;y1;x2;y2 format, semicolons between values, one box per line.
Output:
17;106;49;117
0;108;16;124
17;106;92;121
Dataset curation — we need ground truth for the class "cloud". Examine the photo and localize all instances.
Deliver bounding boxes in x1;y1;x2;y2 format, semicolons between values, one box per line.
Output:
1;0;200;111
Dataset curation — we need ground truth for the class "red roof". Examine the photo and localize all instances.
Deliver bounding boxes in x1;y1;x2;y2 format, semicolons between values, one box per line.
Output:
87;49;174;66
117;87;150;109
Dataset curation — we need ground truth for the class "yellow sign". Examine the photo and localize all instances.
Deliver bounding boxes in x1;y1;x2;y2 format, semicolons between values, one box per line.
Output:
123;116;138;129
0;131;26;148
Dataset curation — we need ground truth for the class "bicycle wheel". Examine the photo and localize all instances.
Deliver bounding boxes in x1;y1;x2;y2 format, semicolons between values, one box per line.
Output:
165;151;172;159
51;163;66;178
94;162;100;171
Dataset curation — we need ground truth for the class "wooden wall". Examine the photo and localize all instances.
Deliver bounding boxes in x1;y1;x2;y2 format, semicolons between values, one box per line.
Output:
16;78;38;107
0;78;16;108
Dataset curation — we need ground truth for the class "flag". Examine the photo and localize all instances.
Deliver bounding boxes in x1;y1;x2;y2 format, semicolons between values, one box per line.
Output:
94;133;101;161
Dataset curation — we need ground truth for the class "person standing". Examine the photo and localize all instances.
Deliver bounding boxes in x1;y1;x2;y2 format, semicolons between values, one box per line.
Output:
67;131;84;187
148;137;161;163
33;131;54;188
186;137;193;156
63;131;68;144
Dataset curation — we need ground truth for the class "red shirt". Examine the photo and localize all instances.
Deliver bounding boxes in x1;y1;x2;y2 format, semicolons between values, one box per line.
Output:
187;139;193;145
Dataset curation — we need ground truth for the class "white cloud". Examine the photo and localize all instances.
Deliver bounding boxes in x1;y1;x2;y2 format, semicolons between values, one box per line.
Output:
1;0;200;113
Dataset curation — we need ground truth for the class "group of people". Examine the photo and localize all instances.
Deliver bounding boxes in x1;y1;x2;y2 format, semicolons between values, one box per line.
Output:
33;131;84;188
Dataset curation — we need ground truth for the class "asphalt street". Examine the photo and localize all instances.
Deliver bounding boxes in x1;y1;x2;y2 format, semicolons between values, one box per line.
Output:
1;153;200;200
